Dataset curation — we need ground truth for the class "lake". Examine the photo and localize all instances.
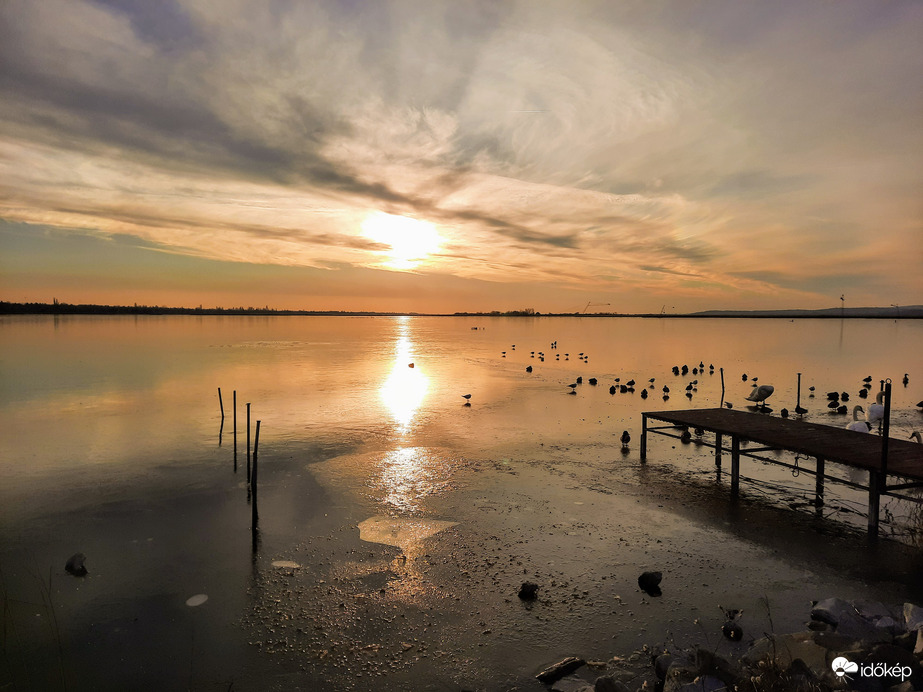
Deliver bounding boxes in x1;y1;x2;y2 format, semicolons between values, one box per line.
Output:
1;315;921;690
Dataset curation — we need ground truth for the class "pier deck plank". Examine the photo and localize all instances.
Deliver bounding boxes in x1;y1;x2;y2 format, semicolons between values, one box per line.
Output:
641;407;923;480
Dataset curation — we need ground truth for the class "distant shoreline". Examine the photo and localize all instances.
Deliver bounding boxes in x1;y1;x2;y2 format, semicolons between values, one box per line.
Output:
2;301;921;319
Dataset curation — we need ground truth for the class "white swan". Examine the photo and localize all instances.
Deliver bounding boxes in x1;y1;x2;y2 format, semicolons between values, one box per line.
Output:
745;384;774;406
866;391;885;426
846;406;871;432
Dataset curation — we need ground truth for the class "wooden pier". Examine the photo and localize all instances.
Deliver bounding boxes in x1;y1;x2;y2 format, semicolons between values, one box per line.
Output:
640;407;923;537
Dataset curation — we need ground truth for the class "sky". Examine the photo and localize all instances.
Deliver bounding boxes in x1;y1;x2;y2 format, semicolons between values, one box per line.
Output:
1;0;921;313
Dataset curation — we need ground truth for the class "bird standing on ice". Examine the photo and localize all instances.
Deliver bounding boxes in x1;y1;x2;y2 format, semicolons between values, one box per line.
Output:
846;406;871;432
745;384;774;408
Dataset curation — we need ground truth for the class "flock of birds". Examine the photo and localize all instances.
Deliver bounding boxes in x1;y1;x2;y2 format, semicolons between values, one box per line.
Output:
455;343;923;446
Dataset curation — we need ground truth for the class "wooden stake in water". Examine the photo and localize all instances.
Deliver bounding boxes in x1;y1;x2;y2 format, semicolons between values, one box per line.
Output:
796;372;802;408
218;388;225;419
251;420;261;530
719;368;725;407
246;402;251;483
233;390;237;461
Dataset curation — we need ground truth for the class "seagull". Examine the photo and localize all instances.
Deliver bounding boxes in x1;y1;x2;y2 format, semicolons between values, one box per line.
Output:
620;431;631;448
745;384;774;408
846;406;871;432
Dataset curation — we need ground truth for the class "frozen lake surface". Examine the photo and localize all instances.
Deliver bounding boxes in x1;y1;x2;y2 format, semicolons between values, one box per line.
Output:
1;315;921;689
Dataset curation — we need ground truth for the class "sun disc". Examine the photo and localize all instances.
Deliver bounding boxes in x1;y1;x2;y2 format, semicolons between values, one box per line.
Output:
361;212;440;268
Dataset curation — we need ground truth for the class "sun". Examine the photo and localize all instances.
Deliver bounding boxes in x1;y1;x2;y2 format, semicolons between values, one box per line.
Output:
361;212;441;269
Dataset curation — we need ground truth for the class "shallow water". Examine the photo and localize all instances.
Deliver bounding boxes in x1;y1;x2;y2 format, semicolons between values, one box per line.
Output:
1;315;921;690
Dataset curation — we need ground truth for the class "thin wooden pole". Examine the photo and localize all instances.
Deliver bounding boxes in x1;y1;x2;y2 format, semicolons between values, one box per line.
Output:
796;373;802;408
233;390;237;461
251;420;261;530
815;457;825;508
719;368;725;407
246;403;251;482
218;388;225;419
714;432;723;467
640;415;647;462
730;436;740;497
880;381;892;475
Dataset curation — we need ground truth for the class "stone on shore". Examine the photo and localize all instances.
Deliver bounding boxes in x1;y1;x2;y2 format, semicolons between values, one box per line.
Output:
638;571;662;596
550;674;594;692
65;553;87;576
519;581;539;600
536;657;587;683
593;674;631;692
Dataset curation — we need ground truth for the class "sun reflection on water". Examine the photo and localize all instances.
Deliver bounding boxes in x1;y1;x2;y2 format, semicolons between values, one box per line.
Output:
380;320;428;433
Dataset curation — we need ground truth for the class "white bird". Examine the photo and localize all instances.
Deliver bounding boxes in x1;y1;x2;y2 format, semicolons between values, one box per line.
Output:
745;384;774;407
866;391;885;427
846;406;871;433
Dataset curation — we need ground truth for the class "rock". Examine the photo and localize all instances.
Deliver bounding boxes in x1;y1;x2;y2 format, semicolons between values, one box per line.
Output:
722;621;743;641
664;649;739;692
904;603;923;633
671;675;726;692
811;597;889;642
860;643;923;690
518;582;539;600
594;674;631;692
551;674;594;692
537;657;587;683
743;632;828;678
888;682;913;692
638;571;662;597
654;652;672;680
65;553;87;576
916;630;923;656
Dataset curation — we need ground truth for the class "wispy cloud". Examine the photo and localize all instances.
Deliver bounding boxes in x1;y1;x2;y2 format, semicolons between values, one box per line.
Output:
0;0;920;310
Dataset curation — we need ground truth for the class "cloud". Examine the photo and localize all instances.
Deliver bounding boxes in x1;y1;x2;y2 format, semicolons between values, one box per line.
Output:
0;0;920;309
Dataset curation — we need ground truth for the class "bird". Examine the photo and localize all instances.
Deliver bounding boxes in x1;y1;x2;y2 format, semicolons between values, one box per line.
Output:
649;378;656;385
917;401;923;409
576;376;583;384
588;377;597;386
827;400;839;409
858;389;868;399
609;385;616;395
672;366;680;375
626;379;636;387
741;373;748;382
567;383;578;390
866;391;886;427
525;366;532;373
408;363;414;368
794;405;808;416
745;384;774;408
752;377;758;383
725;402;734;409
840;392;849;402
846;406;871;433
836;405;848;415
462;394;472;406
780;408;789;418
827;392;840;401
620;431;631;448
680;429;692;443
910;432;922;444
903;373;909;386
641;389;648;399
685;383;694;391
863;376;873;383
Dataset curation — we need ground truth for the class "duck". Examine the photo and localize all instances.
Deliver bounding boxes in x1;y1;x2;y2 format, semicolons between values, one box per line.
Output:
640;389;648;399
846;406;871;432
902;373;909;386
525;366;532;373
620;431;631;448
794;405;808;416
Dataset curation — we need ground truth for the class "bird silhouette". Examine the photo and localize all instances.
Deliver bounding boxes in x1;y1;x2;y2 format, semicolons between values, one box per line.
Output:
462;394;472;407
525;366;532;373
902;373;909;386
910;432;922;443
620;431;631;448
641;389;648;399
846;406;871;432
745;384;774;408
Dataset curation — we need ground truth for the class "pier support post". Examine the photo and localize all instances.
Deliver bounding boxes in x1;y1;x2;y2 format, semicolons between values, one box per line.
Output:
640;415;647;462
868;471;882;539
815;457;825;509
714;432;723;467
730;436;740;497
246;402;251;483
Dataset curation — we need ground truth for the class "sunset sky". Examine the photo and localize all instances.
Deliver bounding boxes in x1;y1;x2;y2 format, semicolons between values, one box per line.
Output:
1;1;921;313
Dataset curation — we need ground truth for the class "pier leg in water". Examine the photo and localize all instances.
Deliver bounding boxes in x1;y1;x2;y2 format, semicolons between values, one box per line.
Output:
730;436;740;497
714;432;723;467
246;402;251;483
233;390;237;467
640;415;647;462
868;471;882;539
815;457;825;513
251;420;261;534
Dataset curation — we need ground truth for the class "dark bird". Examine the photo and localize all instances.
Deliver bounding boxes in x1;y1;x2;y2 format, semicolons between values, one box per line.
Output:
462;394;472;406
692;367;698;375
685;391;693;399
752;377;758;383
609;385;616;395
588;378;597;386
649;378;656;385
809;386;816;392
709;364;715;371
780;408;789;418
742;373;748;381
699;361;705;368
641;389;648;399
567;383;577;390
681;365;689;375
826;391;839;401
501;351;506;357
672;366;680;375
828;400;839;409
794;405;808;416
576;376;583;384
903;373;909;386
663;386;670;393
863;376;873;383
858;389;868;399
620;431;631;448
525;366;532;373
725;402;734;408
840;392;849;402
408;363;414;368
680;429;692;443
685;383;694;391
836;405;848;414
637;570;661;596
626;379;636;387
